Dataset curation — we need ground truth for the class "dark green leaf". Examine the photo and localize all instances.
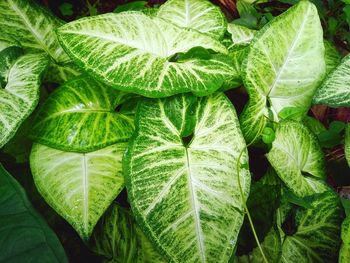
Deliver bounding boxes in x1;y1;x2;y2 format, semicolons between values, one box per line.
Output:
0;164;68;262
59;3;73;16
114;1;148;13
329;120;346;134
318;130;342;148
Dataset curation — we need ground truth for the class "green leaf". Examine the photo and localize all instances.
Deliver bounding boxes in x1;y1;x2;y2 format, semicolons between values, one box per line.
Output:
329;120;346;133
239;1;325;143
59;2;73;16
90;203;165;262
0;0;70;63
157;0;226;39
324;40;341;74
280;192;343;262
0;51;49;148
236;228;281;263
114;1;148;13
57;12;234;98
313;54;350;107
346;124;350;167
0;164;68;262
278;107;305;121
266;121;328;198
344;5;350;28
318;130;342;148
340;215;350;263
124;93;250;262
30;142;126;240
44;61;81;84
261;127;275;144
31;76;134;152
302;116;326;136
227;23;256;46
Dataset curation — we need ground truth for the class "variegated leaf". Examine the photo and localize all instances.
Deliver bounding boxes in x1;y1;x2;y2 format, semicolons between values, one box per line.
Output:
0;0;70;63
266;121;328;198
0;50;49;148
346;124;350;167
90;203;165;263
235;228;281;263
57;12;235;98
239;1;325;143
227;23;256;46
30;143;126;240
44;62;81;84
340;215;350;263
280;192;342;263
313;54;350;107
31;76;134;152
125;93;250;262
157;0;226;39
324;40;341;74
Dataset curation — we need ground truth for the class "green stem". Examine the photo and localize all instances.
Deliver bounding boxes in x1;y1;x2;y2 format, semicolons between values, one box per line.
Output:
236;122;269;263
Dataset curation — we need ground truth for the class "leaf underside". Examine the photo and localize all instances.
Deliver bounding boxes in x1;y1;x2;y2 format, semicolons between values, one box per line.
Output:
125;92;250;262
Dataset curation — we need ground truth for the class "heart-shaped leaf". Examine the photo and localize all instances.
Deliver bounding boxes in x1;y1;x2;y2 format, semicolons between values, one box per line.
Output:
239;1;325;143
57;12;235;98
157;0;226;39
266;121;328;198
0;164;68;262
90;203;165;262
31;76;134;152
125;93;250;262
0;0;70;63
0;49;49;148
30;143;126;239
313;54;350;107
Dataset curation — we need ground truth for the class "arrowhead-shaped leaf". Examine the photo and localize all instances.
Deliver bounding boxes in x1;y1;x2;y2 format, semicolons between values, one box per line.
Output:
0;0;70;63
31;76;134;152
239;1;325;142
280;192;342;263
313;54;350;107
30;143;127;240
157;0;226;39
57;12;235;98
91;203;165;262
125;93;251;262
0;164;68;262
0;49;49;148
266;121;328;198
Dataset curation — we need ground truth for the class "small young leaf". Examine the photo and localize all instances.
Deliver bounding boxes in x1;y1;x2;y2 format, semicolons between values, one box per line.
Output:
262;127;275;144
318;130;342;148
329;120;346;134
278;107;305;121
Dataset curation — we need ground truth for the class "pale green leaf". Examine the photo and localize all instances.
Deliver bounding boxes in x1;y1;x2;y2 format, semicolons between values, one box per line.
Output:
313;54;350;107
346;124;350;167
235;228;281;263
266;121;328;198
280;192;343;262
90;203;165;263
0;51;49;148
31;76;135;152
157;0;226;39
0;164;68;262
227;23;256;46
30;143;126;240
340;215;350;263
240;1;325;142
324;40;341;74
57;12;234;98
125;93;250;262
0;0;70;63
